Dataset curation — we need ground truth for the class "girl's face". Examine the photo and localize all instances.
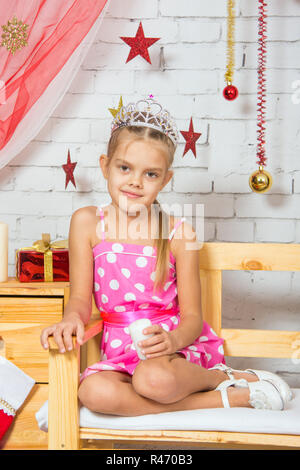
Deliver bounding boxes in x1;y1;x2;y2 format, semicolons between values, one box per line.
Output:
100;134;173;217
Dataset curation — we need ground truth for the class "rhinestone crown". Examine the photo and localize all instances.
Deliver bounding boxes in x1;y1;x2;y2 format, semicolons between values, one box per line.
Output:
111;96;179;147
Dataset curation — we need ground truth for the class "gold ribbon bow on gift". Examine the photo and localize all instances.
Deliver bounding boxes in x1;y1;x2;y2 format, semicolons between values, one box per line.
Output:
16;233;68;282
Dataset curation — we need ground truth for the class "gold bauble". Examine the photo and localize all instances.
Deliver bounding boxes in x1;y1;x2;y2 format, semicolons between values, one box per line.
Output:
249;166;273;193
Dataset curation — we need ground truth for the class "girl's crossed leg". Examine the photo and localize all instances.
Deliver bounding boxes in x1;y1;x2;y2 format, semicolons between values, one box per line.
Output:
78;354;258;416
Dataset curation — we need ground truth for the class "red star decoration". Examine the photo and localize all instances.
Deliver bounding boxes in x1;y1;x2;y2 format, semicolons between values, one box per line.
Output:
180;118;202;158
120;22;160;64
62;149;77;189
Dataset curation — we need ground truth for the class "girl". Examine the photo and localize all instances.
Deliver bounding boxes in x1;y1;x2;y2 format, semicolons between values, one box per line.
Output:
41;96;293;416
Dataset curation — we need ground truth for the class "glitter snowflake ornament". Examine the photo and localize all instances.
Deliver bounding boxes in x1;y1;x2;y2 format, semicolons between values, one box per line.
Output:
1;16;29;55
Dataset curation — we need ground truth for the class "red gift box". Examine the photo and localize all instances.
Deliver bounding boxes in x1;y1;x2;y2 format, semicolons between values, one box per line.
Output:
15;233;69;282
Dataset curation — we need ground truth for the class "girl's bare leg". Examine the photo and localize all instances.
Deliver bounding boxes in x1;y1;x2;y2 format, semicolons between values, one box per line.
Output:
131;353;259;404
78;369;251;417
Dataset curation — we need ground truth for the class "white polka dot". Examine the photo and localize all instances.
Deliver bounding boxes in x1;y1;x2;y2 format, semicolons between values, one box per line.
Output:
139;303;150;309
152;295;162;301
109;279;119;290
136;257;147;268
193;352;201;358
161;323;169;331
106;252;117;263
124;292;136;301
186;352;191;361
218;344;224;355
175;287;177;295
103;353;108;360
125;344;131;352
94;282;100;292
170;316;178;324
134;283;145;292
110;339;122;349
115;305;126;312
101;294;108;303
112;243;124;252
97;267;105;277
150;271;156;282
206;353;212;362
210;327;217;336
121;268;131;278
143;246;154;256
124;327;129;335
199;336;208;342
117;362;125;368
166;303;173;310
105;332;109;342
100;364;116;370
188;345;197;351
163;281;172;291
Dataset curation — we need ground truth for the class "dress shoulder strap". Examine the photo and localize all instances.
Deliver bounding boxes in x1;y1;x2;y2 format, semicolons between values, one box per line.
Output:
168;217;186;242
98;205;106;241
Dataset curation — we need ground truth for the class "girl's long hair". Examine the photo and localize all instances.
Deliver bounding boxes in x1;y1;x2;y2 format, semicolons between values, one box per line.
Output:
106;124;176;294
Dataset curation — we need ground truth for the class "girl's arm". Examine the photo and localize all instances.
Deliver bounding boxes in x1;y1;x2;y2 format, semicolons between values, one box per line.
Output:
169;221;203;351
65;207;94;325
40;207;94;352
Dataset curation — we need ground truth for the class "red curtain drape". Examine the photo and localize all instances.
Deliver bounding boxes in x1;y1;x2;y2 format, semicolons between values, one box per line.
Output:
0;0;108;156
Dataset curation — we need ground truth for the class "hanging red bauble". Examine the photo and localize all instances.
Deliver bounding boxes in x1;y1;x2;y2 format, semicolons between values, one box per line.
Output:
223;83;239;101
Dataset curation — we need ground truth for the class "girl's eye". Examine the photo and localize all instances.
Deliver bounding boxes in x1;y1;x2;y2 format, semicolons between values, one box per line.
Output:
119;165;158;178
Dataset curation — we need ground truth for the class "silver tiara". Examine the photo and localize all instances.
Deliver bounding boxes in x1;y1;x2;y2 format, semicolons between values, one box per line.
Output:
111;96;179;147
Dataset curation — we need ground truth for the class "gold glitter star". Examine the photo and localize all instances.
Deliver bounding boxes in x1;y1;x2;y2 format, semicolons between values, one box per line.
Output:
108;96;124;118
1;16;29;55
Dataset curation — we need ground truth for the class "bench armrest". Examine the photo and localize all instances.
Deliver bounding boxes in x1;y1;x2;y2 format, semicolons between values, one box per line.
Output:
47;318;103;449
48;319;103;350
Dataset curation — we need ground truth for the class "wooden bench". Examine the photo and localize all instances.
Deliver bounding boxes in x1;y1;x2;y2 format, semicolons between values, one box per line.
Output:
47;242;300;450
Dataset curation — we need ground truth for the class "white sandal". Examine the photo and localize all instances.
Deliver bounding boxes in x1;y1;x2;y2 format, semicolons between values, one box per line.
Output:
209;363;293;404
215;377;285;410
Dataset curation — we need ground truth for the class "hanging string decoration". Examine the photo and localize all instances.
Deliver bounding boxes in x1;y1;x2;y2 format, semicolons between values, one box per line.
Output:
249;0;272;193
223;0;238;101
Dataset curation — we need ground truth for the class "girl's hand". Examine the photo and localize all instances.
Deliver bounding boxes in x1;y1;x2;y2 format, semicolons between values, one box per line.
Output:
40;316;85;353
138;324;179;359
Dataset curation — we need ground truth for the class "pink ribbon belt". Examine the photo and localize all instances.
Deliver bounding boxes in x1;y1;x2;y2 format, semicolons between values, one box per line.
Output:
100;307;180;327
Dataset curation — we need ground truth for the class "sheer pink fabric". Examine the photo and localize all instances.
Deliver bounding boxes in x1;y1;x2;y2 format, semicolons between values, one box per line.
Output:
0;0;108;156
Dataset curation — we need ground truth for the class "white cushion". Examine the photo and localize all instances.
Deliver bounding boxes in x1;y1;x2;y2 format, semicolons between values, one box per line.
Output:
36;388;300;435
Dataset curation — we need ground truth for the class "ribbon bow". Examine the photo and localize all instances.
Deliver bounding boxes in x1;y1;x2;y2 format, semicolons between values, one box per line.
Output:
16;233;68;282
30;233;68;253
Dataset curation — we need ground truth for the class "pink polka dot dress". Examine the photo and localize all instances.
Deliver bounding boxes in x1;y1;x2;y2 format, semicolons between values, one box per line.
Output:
80;205;225;383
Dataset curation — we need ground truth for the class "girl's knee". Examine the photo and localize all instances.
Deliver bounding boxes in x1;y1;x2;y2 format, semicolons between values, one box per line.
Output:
132;360;177;403
78;373;121;414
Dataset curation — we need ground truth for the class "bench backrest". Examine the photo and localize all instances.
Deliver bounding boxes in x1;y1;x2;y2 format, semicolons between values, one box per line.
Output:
199;243;300;359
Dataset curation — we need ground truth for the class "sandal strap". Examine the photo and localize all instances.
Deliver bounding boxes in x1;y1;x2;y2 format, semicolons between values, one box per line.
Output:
209;363;235;380
216;378;248;408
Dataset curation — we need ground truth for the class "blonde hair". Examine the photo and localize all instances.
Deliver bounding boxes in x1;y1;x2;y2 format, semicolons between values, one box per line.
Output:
106;124;176;294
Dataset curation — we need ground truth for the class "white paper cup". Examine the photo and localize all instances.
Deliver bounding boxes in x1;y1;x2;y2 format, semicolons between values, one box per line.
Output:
128;318;154;360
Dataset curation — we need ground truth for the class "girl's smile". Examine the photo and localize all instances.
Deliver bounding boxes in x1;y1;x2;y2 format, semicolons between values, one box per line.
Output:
121;190;142;198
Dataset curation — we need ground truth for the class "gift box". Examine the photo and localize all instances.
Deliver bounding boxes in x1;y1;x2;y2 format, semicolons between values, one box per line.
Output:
15;233;69;282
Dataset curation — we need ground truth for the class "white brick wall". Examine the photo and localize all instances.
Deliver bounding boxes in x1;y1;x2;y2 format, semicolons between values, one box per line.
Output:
1;0;300;386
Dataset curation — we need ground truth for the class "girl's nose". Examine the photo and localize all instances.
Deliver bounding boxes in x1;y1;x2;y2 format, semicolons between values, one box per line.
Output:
129;174;142;186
